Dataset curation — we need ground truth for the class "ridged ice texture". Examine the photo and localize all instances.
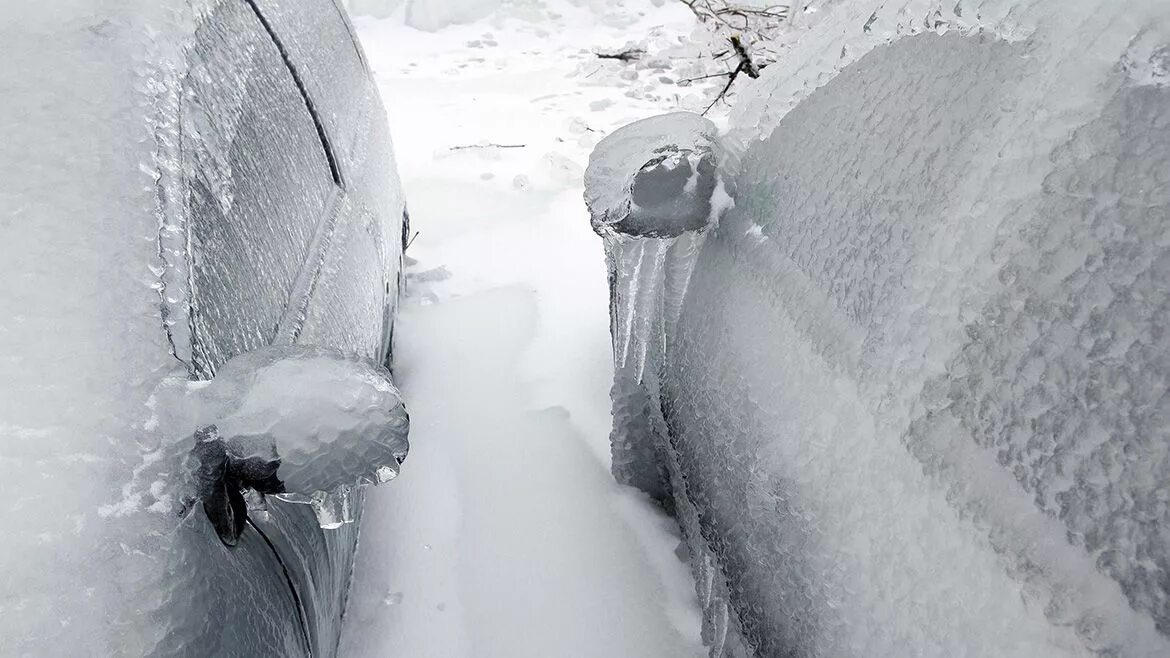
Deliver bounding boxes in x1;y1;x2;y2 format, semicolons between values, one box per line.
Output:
258;0;406;362
204;345;409;500
182;0;336;376
0;0;405;656
585;113;724;502
586;112;725;239
586;115;752;651
590;1;1170;656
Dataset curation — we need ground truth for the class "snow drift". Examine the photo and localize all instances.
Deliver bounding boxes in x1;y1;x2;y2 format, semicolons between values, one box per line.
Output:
343;0;500;31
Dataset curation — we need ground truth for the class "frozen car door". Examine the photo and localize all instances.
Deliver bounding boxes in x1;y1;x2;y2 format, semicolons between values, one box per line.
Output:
175;1;406;655
247;0;407;362
167;1;340;656
205;3;406;655
182;0;340;378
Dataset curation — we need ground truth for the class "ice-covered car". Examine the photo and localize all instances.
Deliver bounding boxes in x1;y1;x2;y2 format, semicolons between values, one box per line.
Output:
0;0;407;655
587;1;1170;656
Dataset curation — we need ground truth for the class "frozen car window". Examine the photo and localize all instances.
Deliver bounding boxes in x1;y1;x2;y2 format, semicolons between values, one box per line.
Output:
251;0;372;174
245;1;405;361
296;201;387;358
182;0;338;376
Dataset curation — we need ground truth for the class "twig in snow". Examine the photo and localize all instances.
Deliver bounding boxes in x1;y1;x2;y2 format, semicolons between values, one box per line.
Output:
594;48;645;62
405;231;420;251
448;143;527;151
678;71;735;85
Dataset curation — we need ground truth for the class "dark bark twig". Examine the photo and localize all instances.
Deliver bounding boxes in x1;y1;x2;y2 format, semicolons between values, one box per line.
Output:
449;143;526;151
595;48;645;62
700;35;766;115
703;61;744;115
729;34;760;79
679;71;735;84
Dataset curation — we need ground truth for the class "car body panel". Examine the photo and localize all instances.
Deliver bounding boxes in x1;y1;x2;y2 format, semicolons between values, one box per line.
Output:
663;25;1170;658
588;2;1170;655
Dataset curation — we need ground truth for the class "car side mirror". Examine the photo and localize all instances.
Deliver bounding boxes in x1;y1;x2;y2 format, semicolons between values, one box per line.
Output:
181;346;409;546
584;111;731;239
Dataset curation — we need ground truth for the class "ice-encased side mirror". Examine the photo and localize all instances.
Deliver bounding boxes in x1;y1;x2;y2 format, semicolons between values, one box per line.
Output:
182;346;409;546
584;111;729;239
581;112;734;502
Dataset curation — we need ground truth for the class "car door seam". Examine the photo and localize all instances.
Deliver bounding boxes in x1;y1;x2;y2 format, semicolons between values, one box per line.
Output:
241;0;343;187
272;188;346;345
247;517;314;657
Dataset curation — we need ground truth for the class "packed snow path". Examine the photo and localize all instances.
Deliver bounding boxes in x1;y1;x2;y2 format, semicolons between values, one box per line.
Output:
338;3;708;656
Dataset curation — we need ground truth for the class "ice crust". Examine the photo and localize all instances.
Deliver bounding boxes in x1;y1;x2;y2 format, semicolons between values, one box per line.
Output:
585;113;729;502
1;0;405;655
589;1;1170;656
585;112;727;240
190;346;409;531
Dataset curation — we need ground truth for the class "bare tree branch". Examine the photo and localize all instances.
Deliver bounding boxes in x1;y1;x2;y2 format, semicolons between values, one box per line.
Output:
703;62;744;115
676;0;788;112
679;0;789;28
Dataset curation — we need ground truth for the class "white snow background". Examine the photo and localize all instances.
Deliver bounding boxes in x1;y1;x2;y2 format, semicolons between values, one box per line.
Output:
338;1;712;655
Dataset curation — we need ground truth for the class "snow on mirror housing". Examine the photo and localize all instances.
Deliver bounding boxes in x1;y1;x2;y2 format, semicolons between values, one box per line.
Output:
180;346;409;546
584;111;731;239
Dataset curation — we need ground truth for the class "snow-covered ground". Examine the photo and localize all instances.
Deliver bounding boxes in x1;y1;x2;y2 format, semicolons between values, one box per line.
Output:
338;2;711;655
